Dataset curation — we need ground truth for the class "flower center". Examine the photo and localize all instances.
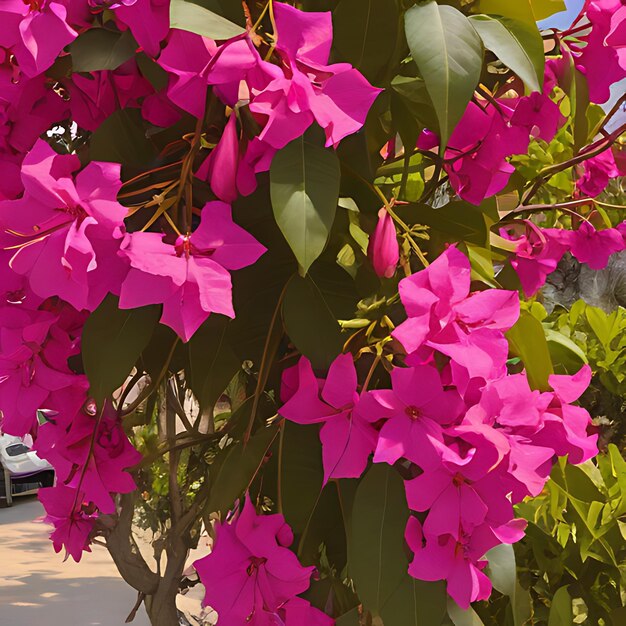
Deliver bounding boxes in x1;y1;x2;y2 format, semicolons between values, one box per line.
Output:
246;556;267;576
452;473;466;488
405;405;421;420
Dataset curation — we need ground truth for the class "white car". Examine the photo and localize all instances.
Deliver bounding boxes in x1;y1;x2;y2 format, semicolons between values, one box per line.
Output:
0;432;54;507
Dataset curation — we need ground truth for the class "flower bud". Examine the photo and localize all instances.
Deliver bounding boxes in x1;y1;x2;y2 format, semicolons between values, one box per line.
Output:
368;208;399;278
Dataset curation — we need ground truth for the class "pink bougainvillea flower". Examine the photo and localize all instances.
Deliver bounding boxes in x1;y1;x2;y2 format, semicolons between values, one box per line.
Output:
419;101;529;205
510;92;565;144
113;0;170;58
405;517;493;609
502;222;568;297
194;496;315;625
279;354;377;483
66;61;153;131
36;400;141;514
248;2;382;149
196;113;240;203
563;221;625;270
368;208;399;278
0;140;128;311
279;597;334;626
531;365;598;465
0;305;79;437
392;247;519;381
576;148;621;197
575;0;626;103
38;485;96;563
119;201;266;342
0;0;77;77
360;364;464;469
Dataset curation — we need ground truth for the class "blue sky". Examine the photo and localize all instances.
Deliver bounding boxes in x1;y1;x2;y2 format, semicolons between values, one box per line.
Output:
538;0;585;29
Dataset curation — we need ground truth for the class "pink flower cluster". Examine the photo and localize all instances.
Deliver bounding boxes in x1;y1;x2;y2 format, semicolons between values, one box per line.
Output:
0;0;381;565
158;2;381;200
194;496;332;626
418;92;565;205
280;248;598;608
505;219;626;297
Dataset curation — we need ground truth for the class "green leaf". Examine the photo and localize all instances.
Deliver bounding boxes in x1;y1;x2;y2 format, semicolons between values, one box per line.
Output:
70;28;137;73
404;1;483;148
207;423;279;514
447;600;486;626
270;134;341;274
187;316;240;412
336;607;360;626
381;577;447;626
548;586;573;626
282;275;343;370
506;310;554;391
279;422;324;534
332;0;398;80
82;295;160;404
169;0;245;39
486;544;531;626
348;464;409;615
469;15;544;93
475;0;566;24
90;108;156;167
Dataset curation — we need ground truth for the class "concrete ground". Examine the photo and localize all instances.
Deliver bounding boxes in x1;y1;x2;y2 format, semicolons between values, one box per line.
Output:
0;495;150;626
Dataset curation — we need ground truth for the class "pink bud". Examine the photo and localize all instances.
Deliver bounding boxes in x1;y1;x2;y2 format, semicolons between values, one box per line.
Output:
368;208;399;278
196;114;239;203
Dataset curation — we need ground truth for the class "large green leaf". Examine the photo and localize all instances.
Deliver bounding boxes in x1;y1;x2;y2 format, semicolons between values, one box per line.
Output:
90;109;156;167
82;295;160;404
282;275;343;370
447;600;486;626
169;0;245;39
404;1;483;148
270;135;341;274
332;0;398;80
381;577;447;626
548;586;573;626
486;544;532;626
279;422;324;534
506;310;554;391
469;15;544;93
187;315;240;412
207;423;280;514
348;464;409;615
70;29;137;73
475;0;566;24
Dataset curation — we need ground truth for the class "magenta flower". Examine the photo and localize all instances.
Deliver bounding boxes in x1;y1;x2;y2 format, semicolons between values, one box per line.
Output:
575;0;626;103
359;364;464;469
67;62;153;132
38;485;96;563
368;208;399;278
119;201;265;341
563;221;625;270
196;114;240;203
0;140;129;311
279;354;377;483
114;0;170;58
405;517;494;609
248;2;383;149
502;223;568;297
0;0;77;77
0;305;79;437
279;597;334;626
392;247;519;381
194;496;316;625
405;425;512;539
36;401;141;514
576;148;621;197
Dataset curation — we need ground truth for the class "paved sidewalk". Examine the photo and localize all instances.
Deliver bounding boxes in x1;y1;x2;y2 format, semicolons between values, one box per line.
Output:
0;496;150;626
